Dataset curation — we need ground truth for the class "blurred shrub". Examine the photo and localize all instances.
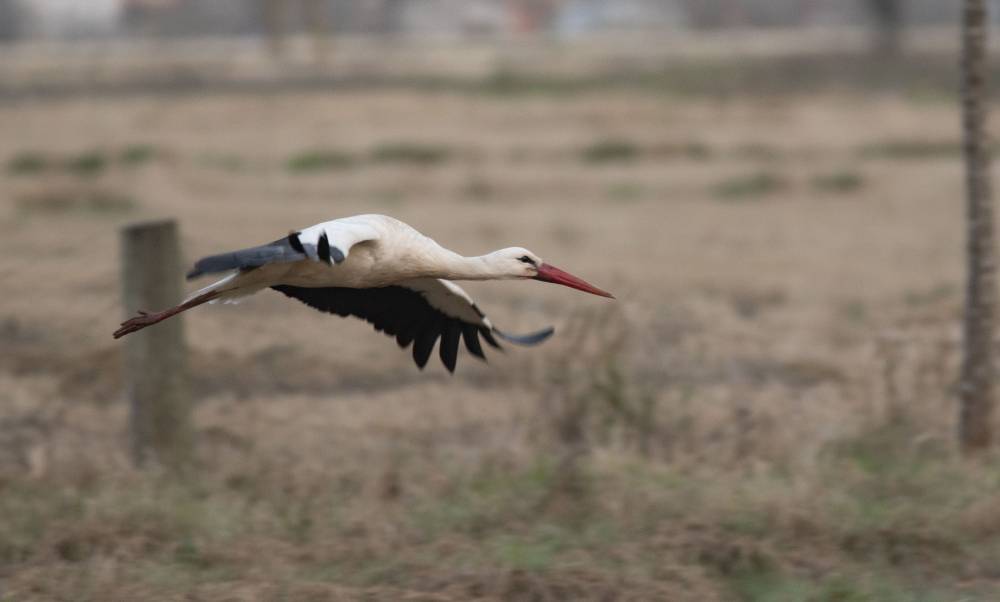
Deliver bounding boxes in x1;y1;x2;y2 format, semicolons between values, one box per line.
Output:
811;170;865;194
287;149;357;172
370;143;451;166
8;146;161;177
649;141;714;161
711;171;787;200
580;138;641;163
6;152;51;176
64;150;109;177
540;306;660;461
119;144;158;167
17;188;136;215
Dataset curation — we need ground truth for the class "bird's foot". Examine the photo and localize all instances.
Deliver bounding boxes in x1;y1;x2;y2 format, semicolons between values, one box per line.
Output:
113;310;164;339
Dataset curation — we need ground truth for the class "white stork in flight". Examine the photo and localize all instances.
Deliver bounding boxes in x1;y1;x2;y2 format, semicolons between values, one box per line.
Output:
113;214;613;372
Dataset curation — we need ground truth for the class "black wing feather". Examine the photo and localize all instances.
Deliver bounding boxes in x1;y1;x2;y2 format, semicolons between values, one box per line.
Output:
271;284;544;372
412;317;441;370
317;233;333;265
439;321;461;373
461;324;486;360
480;327;502;350
396;323;418;348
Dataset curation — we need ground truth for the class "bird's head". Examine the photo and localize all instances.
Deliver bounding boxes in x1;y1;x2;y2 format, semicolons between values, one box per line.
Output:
489;247;614;298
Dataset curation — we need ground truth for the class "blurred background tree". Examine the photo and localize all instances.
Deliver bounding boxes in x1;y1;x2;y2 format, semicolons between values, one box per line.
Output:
865;0;904;55
959;0;996;454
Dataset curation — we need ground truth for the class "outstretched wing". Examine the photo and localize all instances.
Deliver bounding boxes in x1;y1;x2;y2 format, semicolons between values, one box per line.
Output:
186;218;380;279
271;278;554;373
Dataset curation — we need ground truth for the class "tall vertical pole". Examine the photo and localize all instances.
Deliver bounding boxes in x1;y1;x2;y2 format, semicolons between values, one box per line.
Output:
959;0;996;454
121;220;193;469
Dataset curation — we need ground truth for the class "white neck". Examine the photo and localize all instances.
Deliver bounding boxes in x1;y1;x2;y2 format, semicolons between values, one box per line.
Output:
423;248;517;281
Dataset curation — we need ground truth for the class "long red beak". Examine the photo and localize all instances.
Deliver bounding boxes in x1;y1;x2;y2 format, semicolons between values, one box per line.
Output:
533;263;614;298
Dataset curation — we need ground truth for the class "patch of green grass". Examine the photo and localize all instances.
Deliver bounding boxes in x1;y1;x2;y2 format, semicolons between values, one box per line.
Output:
605;181;645;203
64;150;109;177
370;143;451;166
10;146;159;177
492;529;565;571
711;171;787;200
812;170;865;194
580;138;641;163
286;149;357;172
0;482;85;564
827;421;926;479
16;189;137;215
409;458;573;538
719;508;773;538
6;151;51;175
728;568;812;602
119;144;159;167
820;422;977;569
729;569;956;602
903;283;956;307
137;559;238;594
859;139;961;160
478;70;586;96
650;141;714;161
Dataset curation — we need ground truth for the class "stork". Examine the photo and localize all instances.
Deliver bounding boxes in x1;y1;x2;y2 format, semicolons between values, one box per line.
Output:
113;214;613;372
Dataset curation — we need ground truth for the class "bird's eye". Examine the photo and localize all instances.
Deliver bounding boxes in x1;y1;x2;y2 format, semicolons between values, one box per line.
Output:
518;255;536;265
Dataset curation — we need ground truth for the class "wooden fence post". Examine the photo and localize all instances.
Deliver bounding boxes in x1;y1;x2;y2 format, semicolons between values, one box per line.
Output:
120;220;193;470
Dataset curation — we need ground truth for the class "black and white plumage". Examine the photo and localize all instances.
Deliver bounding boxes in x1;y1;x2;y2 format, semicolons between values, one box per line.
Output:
270;282;551;372
114;214;613;372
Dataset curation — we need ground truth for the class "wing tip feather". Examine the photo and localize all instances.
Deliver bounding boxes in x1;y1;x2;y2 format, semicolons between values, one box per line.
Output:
492;326;555;347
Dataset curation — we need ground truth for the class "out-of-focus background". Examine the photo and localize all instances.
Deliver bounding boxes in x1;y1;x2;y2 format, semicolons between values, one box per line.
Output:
2;1;999;600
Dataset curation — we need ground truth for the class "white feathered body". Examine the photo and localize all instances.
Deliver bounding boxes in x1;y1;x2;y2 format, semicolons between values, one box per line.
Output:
197;215;500;326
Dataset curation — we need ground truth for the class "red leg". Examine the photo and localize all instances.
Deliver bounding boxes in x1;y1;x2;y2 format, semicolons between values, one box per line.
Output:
113;291;220;339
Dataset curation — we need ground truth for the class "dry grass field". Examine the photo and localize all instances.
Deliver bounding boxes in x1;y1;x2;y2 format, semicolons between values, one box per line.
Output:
1;70;1000;600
